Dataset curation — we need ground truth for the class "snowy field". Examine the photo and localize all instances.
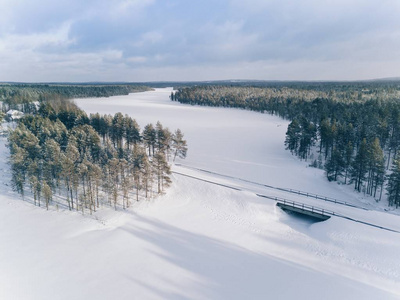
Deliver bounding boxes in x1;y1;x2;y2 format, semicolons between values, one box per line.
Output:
1;88;400;299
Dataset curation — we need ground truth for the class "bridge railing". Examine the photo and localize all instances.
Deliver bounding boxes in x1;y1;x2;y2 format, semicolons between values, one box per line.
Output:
256;194;339;217
262;185;367;210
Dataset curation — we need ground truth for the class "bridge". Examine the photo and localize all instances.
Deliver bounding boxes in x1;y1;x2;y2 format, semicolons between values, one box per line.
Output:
276;202;331;221
172;170;400;233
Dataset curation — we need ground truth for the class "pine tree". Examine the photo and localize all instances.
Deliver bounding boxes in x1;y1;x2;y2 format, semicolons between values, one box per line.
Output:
343;141;353;184
42;138;62;189
29;175;40;206
153;151;171;194
366;138;385;197
141;154;152;199
108;158;120;210
77;161;89;212
131;145;146;202
319;118;335;159
387;155;400;208
89;163;102;210
100;114;112;143
42;181;52;210
61;143;79;210
387;107;400;169
172;129;188;161
285;119;301;155
124;115;141;149
143;124;156;156
155;121;165;152
325;147;345;181
351;138;369;192
298;119;317;160
10;144;28;198
118;158;130;209
163;128;172;160
90;113;102;133
111;112;125;149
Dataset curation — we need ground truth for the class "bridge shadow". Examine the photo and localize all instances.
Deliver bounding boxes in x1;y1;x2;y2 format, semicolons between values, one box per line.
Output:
276;205;331;237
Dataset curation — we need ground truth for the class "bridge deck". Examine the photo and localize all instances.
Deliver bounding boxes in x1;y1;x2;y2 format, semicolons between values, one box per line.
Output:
277;202;331;221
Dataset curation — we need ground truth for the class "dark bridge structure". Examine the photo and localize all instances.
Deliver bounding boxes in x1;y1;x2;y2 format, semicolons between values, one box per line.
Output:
256;194;334;221
276;201;331;221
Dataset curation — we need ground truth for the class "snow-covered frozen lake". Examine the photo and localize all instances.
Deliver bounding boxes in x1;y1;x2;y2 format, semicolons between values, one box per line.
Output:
75;89;350;200
0;88;399;299
77;88;292;186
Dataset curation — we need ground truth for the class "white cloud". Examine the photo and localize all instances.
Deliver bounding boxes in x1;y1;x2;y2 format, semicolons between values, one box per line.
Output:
132;31;164;48
141;31;163;44
116;0;155;12
0;22;73;51
127;56;148;63
106;0;156;19
1;0;400;81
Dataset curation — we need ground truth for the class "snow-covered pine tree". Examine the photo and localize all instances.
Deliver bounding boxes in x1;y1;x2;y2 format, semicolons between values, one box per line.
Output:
386;155;400;208
172;129;187;162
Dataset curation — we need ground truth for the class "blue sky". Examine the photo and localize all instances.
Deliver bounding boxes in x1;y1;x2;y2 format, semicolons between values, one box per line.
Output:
1;0;400;82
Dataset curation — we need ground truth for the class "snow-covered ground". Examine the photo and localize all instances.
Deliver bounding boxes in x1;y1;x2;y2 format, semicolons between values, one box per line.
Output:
1;88;400;299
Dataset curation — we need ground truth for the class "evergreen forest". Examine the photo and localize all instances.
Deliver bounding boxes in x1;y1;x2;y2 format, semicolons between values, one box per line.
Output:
0;83;151;114
173;81;400;208
7;89;187;213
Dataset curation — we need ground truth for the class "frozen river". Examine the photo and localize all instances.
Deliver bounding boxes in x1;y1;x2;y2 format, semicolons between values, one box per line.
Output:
76;87;362;202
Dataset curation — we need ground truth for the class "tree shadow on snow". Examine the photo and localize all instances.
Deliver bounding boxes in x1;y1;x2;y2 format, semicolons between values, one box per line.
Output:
117;214;395;300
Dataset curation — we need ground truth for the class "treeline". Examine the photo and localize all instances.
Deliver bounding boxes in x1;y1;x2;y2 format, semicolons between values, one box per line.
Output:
0;84;152;113
284;100;400;206
173;83;400;208
8;99;187;213
172;83;400;114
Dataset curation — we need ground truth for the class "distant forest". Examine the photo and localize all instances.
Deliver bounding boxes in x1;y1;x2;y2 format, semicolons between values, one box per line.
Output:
0;83;152;113
5;84;187;213
173;81;400;208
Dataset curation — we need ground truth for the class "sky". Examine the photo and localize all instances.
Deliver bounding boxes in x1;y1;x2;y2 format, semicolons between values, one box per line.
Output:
1;0;400;82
